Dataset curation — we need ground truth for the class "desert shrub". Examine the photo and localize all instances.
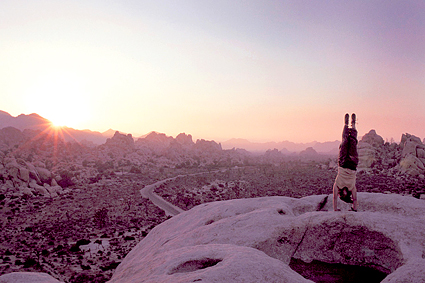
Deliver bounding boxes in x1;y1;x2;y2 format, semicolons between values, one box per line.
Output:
76;239;90;246
89;174;102;184
100;261;120;271
93;207;109;228
129;166;141;173
57;170;75;187
23;257;38;268
95;160;114;173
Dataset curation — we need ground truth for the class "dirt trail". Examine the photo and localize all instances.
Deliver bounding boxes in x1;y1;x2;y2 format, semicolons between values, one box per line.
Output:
140;170;227;216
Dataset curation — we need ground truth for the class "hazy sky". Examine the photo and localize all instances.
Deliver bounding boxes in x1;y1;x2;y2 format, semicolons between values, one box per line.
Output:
1;1;424;143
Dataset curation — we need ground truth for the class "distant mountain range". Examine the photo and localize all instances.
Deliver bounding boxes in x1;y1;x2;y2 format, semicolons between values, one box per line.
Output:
221;138;339;154
0;110;339;154
0;110;49;131
0;110;112;144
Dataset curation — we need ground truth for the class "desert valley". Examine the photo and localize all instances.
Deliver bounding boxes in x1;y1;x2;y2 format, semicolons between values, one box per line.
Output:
0;111;425;283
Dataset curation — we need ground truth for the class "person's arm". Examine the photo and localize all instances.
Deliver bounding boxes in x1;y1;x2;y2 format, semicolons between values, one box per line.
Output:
333;183;339;211
352;187;358;211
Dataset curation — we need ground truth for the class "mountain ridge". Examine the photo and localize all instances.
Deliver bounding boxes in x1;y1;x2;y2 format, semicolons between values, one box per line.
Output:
0;110;339;153
222;138;340;154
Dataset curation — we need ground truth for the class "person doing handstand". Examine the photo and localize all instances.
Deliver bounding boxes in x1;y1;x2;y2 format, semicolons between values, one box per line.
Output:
333;113;359;211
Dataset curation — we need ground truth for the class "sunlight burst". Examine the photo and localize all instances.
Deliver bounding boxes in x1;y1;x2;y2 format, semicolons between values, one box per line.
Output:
25;72;91;129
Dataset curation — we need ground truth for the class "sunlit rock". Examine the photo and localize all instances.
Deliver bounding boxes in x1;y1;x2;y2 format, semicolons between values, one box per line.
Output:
358;142;376;169
399;133;425;175
361;129;384;147
357;130;384;169
0;272;62;283
110;193;425;283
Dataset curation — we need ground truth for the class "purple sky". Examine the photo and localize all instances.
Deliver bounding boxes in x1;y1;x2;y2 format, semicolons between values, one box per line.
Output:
1;0;424;142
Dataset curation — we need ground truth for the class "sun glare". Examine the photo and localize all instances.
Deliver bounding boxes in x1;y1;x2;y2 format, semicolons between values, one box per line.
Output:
25;72;91;129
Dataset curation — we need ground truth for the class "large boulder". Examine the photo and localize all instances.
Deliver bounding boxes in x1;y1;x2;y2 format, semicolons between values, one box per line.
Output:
26;162;41;183
381;258;425;283
36;167;52;183
400;133;422;150
358;142;376;168
19;186;34;197
18;167;29;182
44;184;62;198
399;154;425;176
4;158;19;179
109;193;425;283
399;133;425;175
361;129;384;147
29;181;50;197
357;130;385;169
0;272;62;283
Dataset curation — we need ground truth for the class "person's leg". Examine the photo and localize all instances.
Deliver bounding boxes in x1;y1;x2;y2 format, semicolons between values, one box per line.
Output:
339;128;350;167
347;114;359;167
343;113;349;138
339;114;350;167
347;130;359;166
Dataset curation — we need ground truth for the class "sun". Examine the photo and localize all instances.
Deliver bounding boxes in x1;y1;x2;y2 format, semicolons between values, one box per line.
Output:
25;72;91;129
49;116;69;128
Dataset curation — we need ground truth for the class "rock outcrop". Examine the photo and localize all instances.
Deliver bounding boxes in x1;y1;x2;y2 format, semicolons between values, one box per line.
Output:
299;146;318;157
358;129;385;169
0;156;59;198
193;139;222;152
175;133;194;147
398;133;425;176
105;131;135;150
108;193;425;283
356;130;425;176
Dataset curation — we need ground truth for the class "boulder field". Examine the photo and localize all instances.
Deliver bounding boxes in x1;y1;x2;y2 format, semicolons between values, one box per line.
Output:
1;193;425;283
